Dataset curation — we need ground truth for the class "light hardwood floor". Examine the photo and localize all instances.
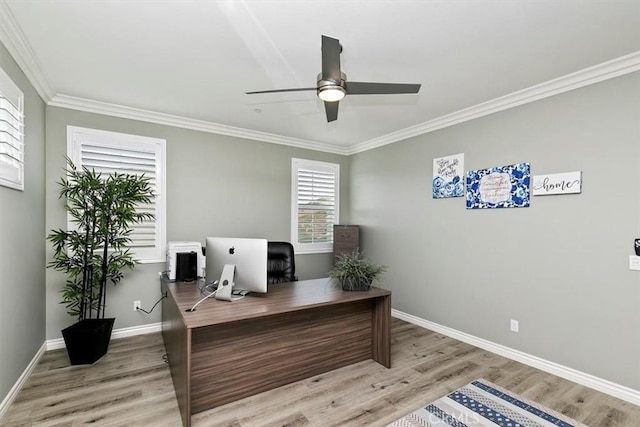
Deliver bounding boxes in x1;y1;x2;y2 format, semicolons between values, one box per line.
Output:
2;318;639;426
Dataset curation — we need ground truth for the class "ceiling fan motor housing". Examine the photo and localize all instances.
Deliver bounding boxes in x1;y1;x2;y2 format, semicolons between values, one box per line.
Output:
317;72;346;101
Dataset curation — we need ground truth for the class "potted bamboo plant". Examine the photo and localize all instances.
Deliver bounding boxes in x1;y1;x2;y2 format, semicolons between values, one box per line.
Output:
47;158;154;365
328;249;388;291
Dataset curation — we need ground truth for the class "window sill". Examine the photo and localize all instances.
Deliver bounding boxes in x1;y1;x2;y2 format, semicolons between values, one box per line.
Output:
137;258;165;264
294;248;334;255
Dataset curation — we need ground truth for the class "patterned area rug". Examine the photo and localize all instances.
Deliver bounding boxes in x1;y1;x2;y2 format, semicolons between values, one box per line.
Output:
387;379;586;427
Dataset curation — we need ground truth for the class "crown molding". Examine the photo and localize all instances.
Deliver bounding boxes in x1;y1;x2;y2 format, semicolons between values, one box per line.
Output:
48;45;640;157
348;51;640;155
0;0;55;102
49;94;349;155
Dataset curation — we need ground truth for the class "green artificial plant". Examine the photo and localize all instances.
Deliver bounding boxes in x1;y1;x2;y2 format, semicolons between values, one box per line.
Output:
47;157;155;320
328;249;388;291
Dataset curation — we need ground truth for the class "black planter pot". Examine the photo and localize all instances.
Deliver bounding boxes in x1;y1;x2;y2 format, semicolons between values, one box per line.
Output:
61;318;115;365
340;277;372;291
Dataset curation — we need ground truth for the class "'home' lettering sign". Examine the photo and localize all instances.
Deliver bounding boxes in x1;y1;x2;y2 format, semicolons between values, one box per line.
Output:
532;171;582;196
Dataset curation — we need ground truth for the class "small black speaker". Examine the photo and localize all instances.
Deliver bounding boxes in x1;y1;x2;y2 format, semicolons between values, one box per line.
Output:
635;239;640;256
176;251;197;282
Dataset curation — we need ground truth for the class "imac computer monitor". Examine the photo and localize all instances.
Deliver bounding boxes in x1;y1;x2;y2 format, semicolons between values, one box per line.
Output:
205;237;268;294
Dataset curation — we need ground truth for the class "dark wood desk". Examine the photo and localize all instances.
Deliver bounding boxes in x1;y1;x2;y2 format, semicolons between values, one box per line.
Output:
161;277;391;427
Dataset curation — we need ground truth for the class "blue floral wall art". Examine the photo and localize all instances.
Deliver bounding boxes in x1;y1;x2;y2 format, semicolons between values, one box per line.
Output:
466;162;530;209
433;153;464;198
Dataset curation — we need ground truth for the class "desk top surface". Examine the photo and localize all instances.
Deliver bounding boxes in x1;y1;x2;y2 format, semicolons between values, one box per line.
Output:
163;277;391;329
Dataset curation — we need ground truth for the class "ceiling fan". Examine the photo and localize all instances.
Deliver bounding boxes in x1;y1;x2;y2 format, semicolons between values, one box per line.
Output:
246;35;421;122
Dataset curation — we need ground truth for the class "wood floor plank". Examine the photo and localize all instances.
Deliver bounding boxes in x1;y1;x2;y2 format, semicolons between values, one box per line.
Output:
2;319;639;426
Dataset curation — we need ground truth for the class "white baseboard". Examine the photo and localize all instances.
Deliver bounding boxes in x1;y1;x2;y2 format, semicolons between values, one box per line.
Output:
392;309;640;406
0;342;46;420
46;321;163;350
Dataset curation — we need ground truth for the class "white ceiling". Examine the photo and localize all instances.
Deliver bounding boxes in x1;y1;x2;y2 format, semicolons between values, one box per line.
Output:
2;0;639;153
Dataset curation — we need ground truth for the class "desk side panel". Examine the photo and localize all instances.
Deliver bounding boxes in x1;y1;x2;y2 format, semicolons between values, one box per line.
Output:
162;280;191;427
372;294;392;368
190;300;373;413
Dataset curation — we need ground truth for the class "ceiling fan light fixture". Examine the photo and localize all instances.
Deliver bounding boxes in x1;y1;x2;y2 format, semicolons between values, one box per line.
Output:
318;85;346;102
246;36;421;122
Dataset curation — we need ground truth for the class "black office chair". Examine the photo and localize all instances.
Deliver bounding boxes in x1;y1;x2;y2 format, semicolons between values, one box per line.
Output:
267;241;297;284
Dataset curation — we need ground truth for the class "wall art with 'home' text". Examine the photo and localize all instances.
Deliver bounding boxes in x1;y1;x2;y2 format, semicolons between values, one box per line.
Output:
532;171;582;196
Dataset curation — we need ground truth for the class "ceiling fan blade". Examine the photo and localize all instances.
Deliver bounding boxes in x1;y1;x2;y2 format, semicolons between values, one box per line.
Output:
324;101;339;122
345;82;421;95
246;87;317;95
321;35;341;82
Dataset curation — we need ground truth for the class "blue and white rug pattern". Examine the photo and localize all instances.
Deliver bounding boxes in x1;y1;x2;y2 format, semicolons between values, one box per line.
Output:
387;379;586;427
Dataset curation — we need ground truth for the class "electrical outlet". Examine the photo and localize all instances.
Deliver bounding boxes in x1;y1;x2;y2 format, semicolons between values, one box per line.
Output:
629;256;640;271
134;300;141;311
510;319;519;332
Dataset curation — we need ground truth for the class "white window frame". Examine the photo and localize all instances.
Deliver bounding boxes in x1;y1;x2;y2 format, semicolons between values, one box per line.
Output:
291;158;340;254
0;67;24;191
67;126;166;263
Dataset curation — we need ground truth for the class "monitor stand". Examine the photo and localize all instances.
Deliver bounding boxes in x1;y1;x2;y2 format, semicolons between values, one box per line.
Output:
215;264;244;301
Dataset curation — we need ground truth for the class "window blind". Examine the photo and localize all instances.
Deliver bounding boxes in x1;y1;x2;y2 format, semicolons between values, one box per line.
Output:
68;127;166;262
296;168;336;244
79;143;158;250
291;158;340;253
0;68;24;191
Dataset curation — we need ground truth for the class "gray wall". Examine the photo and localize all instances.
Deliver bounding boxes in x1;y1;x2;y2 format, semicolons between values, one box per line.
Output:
45;106;349;339
350;72;640;390
0;43;46;402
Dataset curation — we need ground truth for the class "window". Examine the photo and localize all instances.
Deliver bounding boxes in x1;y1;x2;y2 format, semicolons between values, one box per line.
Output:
291;158;340;254
67;126;166;263
0;67;24;191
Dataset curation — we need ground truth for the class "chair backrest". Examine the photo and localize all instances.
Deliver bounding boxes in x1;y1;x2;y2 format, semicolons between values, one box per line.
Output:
267;241;296;284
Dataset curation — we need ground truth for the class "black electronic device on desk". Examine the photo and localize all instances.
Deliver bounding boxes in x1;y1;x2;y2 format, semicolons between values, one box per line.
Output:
175;251;198;282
